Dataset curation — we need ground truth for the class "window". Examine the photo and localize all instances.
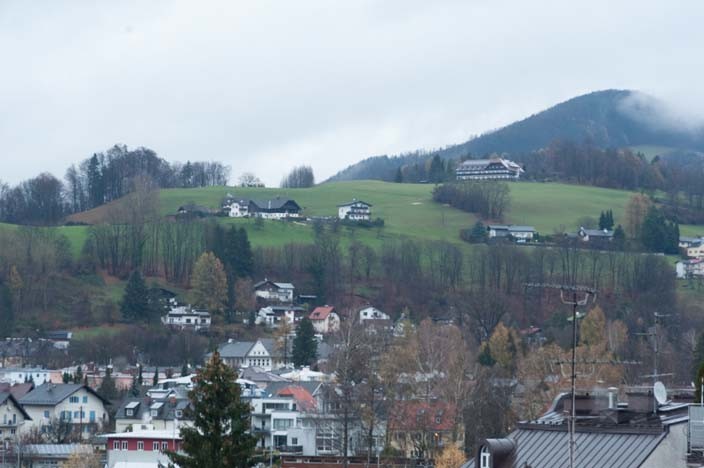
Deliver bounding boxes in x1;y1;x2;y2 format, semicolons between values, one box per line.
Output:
126;409;133;417
69;396;79;403
175;410;183;418
153;441;159;451
291;437;298;445
89;411;96;422
273;419;293;430
162;441;168;451
83;396;88;403
44;411;50;419
480;445;491;468
137;441;144;451
122;441;128;450
113;441;120;450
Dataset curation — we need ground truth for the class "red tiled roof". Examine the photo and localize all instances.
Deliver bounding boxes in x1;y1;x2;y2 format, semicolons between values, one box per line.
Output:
309;306;335;321
276;385;317;411
388;400;457;432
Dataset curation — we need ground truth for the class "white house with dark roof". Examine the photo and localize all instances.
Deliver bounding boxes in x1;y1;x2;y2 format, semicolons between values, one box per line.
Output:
254;279;295;303
161;305;211;331
19;383;109;439
338;199;372;221
0;368;51;385
222;195;251;218
487;225;536;242
250;198;302;219
114;387;192;433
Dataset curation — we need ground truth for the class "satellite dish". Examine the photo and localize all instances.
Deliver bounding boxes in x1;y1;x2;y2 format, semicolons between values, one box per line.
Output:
654;381;667;405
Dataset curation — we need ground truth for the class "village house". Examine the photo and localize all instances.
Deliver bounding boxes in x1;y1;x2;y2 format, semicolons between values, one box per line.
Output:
19;383;109;439
45;331;72;350
577;226;614;243
215;338;287;372
687;243;704;259
463;389;694;468
222;195;251;217
222;196;302;219
254;279;295;303
0;368;51;385
256;305;306;328
161;304;211;332
487;225;536;243
679;236;704;249
309;306;340;334
0;392;31;440
337;199;372;221
456;157;523;181
676;258;704;279
114;388;192;433
387;400;461;460
105;430;182;468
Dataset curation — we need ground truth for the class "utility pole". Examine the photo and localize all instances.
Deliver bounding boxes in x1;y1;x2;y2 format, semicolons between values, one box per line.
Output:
525;283;597;468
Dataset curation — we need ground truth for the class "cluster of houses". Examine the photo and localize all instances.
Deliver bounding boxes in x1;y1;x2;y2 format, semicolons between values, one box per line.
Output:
676;235;704;279
177;195;375;223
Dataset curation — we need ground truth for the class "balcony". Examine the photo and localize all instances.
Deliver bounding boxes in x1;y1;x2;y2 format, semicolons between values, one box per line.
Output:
276;445;303;454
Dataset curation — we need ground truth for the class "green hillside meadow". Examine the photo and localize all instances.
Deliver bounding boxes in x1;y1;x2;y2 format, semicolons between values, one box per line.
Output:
2;181;702;257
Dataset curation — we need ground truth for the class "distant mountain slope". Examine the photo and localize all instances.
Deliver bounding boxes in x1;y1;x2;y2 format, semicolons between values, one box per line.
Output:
328;89;704;182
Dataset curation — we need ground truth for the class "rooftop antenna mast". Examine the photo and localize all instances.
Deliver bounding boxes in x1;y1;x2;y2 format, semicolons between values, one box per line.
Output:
525;283;597;468
635;312;673;414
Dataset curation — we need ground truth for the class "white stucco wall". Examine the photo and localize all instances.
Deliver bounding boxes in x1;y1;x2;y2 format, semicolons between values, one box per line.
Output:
641;423;688;468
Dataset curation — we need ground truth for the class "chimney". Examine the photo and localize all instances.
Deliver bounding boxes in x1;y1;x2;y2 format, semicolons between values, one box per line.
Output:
626;390;655;413
608;387;618;409
169;396;177;406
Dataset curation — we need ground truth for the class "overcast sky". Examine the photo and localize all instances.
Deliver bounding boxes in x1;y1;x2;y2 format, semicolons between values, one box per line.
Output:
1;1;703;186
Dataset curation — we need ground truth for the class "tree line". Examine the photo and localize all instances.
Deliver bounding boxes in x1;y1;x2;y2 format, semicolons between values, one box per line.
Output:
0;144;230;225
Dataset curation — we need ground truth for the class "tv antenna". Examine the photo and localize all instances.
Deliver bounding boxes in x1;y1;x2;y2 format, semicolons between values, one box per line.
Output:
524;283;597;468
635;312;673;414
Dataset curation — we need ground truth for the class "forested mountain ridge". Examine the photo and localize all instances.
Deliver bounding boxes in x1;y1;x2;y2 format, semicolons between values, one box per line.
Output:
327;89;704;182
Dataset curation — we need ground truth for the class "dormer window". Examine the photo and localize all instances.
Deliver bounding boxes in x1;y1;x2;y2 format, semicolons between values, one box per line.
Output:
480;445;491;468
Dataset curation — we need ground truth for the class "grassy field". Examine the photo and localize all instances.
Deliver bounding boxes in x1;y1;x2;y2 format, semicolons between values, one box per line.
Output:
2;181;702;257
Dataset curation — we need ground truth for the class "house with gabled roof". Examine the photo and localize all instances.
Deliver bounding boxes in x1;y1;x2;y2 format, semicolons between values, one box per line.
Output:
250;197;302;219
215;338;288;371
309;306;339;334
114;386;193;433
0;391;31;439
456;157;523;180
254;279;295;303
19;383;109;439
338;199;372;221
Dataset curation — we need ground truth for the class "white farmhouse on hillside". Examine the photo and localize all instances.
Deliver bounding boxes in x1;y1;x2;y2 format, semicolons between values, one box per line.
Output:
222;196;251;218
161;305;211;332
254;279;295;303
359;307;390;323
338;199;372;221
487;225;536;243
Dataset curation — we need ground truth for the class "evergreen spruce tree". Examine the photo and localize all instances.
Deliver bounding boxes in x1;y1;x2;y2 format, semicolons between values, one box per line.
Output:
598;211;606;230
181;363;189;377
607;209;615;230
121;270;149;322
62;372;71;384
468;221;488;243
167;352;256;468
98;367;117;401
138;365;143;386
129;373;140;397
292;317;318;367
74;366;83;384
153;367;159;386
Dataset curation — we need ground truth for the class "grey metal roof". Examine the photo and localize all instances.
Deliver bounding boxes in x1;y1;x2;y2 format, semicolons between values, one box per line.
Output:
20;383;108;406
218;341;255;359
20;383;83;405
22;444;93;458
464;428;665;468
337;200;372;207
250;198;301;211
508;225;535;232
